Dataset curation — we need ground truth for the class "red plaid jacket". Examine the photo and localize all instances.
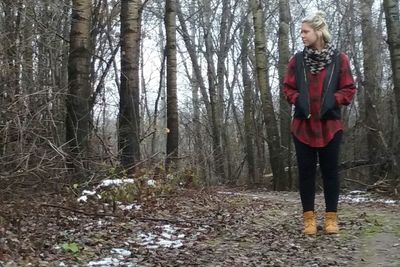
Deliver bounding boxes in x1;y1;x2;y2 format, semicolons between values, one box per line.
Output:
283;53;356;147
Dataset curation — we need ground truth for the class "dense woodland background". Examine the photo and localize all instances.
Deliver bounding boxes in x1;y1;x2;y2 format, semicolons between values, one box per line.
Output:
0;0;399;197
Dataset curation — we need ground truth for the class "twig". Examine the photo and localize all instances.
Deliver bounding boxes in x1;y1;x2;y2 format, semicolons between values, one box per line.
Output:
344;178;371;187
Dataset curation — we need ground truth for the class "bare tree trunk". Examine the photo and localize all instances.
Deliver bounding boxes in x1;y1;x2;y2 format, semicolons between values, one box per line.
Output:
151;21;166;156
384;0;400;125
241;15;257;185
203;0;226;182
225;69;243;183
0;1;20;157
217;0;234;182
119;0;141;169
278;0;291;190
251;0;285;190
177;1;224;181
22;3;34;99
189;0;206;181
165;0;179;169
66;0;92;170
59;3;71;146
176;1;211;118
361;0;383;182
383;0;400;173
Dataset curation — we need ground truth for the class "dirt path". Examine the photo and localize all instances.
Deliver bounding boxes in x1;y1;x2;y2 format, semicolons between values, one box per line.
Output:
0;189;399;266
220;190;400;267
348;205;400;267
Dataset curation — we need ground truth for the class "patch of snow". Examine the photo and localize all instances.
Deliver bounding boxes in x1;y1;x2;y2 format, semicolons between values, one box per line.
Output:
87;248;135;267
77;178;135;203
77;195;88;202
340;191;399;205
137;224;185;249
98;179;135;188
111;248;132;258
147;179;156;187
82;190;96;196
78;190;101;203
87;257;120;266
219;190;399;205
162;224;175;233
119;203;141;211
158;238;183;248
349;190;365;194
138;232;156;244
161;232;172;239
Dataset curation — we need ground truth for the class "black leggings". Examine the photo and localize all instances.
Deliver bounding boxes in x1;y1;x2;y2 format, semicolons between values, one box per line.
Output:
293;131;342;212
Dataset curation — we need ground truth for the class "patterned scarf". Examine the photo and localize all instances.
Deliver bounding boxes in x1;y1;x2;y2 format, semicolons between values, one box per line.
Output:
303;44;335;74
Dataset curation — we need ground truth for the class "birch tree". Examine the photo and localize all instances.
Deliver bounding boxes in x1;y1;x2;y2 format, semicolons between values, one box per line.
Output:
251;0;286;190
66;0;92;169
119;0;142;169
165;0;179;168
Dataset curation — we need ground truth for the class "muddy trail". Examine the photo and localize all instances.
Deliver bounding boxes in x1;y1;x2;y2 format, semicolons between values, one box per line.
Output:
0;188;399;266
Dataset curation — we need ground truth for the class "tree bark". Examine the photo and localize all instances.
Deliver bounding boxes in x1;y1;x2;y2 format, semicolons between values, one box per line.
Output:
241;15;257;185
203;0;226;182
278;0;291;190
251;0;286;190
0;1;19;156
66;0;92;169
361;0;383;182
119;0;142;169
383;0;400;172
217;0;235;182
189;0;206;181
165;0;179;169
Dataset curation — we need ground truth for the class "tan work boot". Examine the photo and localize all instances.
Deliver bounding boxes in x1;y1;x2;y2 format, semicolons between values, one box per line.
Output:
324;212;339;234
303;211;317;235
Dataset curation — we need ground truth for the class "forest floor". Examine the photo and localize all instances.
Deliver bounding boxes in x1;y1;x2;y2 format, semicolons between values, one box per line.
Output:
0;184;399;266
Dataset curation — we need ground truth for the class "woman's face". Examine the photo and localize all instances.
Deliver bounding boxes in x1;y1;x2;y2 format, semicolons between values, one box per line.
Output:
301;23;320;49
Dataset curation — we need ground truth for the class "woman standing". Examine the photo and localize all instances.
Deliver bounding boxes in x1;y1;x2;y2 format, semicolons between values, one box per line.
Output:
283;12;356;235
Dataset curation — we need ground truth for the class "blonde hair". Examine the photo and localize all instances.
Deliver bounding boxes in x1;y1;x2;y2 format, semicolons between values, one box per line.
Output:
302;11;332;44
